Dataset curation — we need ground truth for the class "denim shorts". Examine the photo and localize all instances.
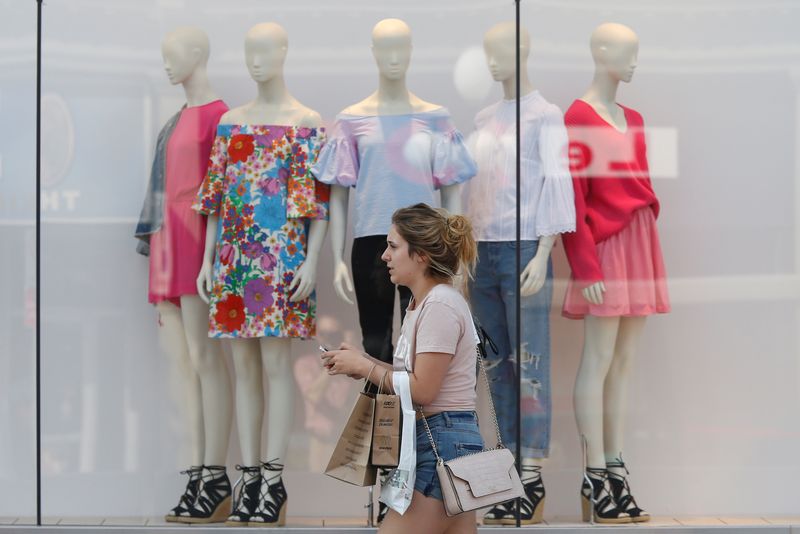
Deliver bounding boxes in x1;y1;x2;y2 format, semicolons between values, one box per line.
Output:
414;411;484;501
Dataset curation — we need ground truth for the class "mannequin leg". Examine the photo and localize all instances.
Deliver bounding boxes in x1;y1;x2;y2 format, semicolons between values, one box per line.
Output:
574;317;634;524
230;338;264;466
244;337;293;527
602;316;650;522
603;316;647;460
156;301;203;466
180;295;233;466
260;337;294;462
573;315;620;468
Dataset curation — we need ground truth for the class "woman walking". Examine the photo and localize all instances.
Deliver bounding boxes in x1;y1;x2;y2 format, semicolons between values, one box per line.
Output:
322;203;482;534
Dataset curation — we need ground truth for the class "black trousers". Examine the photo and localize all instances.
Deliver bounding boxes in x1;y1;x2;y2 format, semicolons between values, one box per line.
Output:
351;235;412;364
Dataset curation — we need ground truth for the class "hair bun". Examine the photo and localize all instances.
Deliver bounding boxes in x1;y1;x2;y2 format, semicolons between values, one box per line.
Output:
445;214;471;237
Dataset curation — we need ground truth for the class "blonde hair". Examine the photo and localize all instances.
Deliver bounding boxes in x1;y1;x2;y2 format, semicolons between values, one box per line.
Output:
391;203;477;290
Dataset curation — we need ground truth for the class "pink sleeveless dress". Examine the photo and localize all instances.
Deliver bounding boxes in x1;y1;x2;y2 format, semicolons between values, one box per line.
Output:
148;99;228;305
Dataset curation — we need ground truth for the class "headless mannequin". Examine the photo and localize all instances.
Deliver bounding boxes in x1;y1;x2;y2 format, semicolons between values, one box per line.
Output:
329;18;462;305
156;26;232;512
571;23;649;519
196;22;327;524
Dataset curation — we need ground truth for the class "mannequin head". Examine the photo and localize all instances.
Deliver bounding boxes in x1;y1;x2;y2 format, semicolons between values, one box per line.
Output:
244;22;288;83
589;22;639;83
371;18;412;81
483;21;530;82
161;27;210;85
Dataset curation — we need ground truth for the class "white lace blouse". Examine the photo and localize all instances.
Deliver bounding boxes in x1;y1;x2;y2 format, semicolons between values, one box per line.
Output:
463;90;576;241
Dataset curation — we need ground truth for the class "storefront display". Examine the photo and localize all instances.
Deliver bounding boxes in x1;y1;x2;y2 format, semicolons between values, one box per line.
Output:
2;0;798;530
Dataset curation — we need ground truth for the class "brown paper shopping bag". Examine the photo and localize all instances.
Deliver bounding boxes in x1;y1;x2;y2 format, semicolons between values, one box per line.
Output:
325;383;377;486
371;375;401;467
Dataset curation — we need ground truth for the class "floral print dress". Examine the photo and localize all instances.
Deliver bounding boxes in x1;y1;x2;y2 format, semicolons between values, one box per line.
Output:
194;124;329;338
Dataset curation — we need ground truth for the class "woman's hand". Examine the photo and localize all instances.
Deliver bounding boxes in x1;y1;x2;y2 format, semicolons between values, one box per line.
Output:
321;342;371;379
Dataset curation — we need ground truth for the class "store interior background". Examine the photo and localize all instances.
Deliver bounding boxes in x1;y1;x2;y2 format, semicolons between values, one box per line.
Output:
0;0;798;523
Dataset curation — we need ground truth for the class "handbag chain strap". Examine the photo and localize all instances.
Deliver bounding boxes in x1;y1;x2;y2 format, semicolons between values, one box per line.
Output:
418;344;504;464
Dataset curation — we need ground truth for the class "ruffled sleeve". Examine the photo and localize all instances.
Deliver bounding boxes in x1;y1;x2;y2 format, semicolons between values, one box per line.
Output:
310;117;359;187
193;124;230;215
431;115;477;189
287;128;330;220
535;106;576;237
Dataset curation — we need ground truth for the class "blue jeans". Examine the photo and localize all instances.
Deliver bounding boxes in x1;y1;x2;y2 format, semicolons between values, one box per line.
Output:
414;411;483;500
469;241;553;458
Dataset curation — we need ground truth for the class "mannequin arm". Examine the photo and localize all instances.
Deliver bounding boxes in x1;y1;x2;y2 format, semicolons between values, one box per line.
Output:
329;185;354;304
196;215;218;304
440;184;462;214
520;235;556;297
289;218;328;302
440;184;466;290
582;280;606;305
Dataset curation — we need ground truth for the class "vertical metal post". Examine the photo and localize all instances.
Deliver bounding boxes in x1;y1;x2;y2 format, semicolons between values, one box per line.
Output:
514;0;522;528
35;0;43;527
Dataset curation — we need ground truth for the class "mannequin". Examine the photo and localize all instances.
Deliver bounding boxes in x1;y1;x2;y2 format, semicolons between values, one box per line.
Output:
313;17;475;362
463;22;575;526
134;26;232;525
194;22;329;527
562;22;670;524
311;19;475;522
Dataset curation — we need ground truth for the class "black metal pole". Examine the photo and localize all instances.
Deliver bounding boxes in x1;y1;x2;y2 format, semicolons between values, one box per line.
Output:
36;0;43;526
514;0;522;528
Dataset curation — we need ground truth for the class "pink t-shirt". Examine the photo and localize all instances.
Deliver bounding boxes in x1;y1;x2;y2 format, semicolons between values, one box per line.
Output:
392;284;479;413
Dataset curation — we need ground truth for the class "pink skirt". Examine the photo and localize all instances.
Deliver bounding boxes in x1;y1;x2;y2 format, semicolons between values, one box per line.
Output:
562;207;670;319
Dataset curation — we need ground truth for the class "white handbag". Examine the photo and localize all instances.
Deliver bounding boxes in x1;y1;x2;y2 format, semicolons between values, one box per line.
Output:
418;345;524;517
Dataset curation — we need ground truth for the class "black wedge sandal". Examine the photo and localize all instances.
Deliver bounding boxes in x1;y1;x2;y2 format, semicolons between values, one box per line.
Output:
482;501;512;525
513;465;546;524
580;467;631;524
248;460;288;527
225;464;262;527
164;466;202;522
606;457;650;523
180;465;232;524
482;465;545;525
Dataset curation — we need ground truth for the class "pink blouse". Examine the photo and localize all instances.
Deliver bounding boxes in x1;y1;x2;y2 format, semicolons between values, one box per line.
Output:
393;284;479;413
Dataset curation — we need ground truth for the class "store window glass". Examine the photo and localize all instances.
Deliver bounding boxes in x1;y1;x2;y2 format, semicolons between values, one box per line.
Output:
27;0;800;530
0;0;38;526
39;0;512;526
517;0;799;524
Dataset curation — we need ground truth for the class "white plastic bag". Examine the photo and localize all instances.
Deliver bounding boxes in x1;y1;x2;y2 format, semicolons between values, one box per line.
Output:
379;371;416;515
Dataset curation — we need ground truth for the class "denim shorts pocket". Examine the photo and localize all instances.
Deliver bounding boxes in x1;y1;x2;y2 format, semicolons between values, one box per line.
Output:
454;442;483;457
